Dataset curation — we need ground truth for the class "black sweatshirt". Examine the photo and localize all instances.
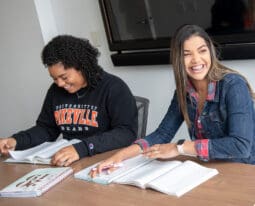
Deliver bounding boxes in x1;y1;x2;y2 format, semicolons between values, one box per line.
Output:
13;71;138;158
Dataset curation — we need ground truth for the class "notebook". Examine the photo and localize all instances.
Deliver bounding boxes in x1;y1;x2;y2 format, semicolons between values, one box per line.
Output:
0;167;73;197
75;155;218;197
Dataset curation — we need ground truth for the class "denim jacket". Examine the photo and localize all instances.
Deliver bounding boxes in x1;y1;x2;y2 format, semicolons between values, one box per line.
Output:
143;73;255;164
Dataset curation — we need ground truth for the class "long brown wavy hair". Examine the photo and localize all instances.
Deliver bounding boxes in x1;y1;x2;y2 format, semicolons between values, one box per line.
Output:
170;24;255;128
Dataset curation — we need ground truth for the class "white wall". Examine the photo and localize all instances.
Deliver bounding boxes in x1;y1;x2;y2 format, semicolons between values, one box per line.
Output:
1;0;255;141
0;0;50;137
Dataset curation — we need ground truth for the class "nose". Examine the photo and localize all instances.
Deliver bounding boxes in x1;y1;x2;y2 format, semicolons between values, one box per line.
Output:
55;78;65;87
191;52;200;63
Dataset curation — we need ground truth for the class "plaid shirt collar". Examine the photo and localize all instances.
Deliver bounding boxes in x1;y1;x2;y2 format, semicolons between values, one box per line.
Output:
186;80;216;102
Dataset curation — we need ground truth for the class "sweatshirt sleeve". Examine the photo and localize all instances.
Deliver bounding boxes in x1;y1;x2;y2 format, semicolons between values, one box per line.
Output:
73;78;138;158
13;85;60;150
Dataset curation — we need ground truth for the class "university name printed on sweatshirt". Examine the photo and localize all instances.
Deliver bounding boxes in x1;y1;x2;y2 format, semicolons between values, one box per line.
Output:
54;104;99;132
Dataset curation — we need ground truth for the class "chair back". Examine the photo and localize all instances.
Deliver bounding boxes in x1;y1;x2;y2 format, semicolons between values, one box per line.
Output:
135;96;149;139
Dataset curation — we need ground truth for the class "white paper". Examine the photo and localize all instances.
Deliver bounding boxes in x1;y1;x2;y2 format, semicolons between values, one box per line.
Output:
75;155;153;184
114;160;181;188
145;160;219;197
5;139;81;164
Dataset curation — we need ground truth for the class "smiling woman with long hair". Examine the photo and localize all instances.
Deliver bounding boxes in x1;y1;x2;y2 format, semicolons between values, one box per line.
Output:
91;24;255;176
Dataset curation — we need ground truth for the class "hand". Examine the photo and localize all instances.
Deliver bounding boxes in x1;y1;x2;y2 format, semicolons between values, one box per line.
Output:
89;152;124;178
51;145;79;166
143;143;179;159
0;137;17;156
89;144;142;178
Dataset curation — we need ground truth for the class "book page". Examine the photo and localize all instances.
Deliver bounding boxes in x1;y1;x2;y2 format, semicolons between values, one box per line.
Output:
3;158;51;165
8;142;53;160
146;160;218;197
75;155;153;185
6;139;81;164
113;160;181;189
34;139;81;159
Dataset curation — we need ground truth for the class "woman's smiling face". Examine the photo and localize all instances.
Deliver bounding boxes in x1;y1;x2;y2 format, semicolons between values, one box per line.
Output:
183;35;211;82
48;62;87;93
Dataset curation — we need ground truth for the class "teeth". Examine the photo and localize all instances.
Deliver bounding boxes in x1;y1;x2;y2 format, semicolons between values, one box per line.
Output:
191;65;203;70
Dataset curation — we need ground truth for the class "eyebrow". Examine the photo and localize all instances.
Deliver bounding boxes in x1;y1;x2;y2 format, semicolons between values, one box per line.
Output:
50;73;66;79
184;44;207;52
197;44;208;50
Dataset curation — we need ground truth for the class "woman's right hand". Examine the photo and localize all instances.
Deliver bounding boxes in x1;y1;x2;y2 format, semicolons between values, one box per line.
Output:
0;137;17;156
89;144;142;178
89;152;124;178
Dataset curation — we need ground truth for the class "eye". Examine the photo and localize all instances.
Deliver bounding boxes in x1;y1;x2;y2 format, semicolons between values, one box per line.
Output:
199;49;208;53
184;53;191;57
62;76;68;81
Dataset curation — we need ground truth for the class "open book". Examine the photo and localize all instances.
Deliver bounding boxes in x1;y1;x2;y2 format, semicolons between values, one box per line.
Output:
0;167;73;197
5;139;81;164
75;155;218;197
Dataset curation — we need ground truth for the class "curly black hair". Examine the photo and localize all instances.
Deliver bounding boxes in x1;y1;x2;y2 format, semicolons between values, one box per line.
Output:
41;35;103;89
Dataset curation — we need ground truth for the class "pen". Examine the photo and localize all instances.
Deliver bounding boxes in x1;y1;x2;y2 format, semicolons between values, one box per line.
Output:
92;162;123;172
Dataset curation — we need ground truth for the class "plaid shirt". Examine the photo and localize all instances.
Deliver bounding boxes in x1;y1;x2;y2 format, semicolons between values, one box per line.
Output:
187;80;216;160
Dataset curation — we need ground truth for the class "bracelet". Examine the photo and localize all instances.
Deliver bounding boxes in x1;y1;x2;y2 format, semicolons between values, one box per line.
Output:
133;139;149;153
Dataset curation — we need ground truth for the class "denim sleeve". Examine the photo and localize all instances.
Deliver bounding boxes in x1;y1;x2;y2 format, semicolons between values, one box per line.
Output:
209;78;254;161
144;92;184;146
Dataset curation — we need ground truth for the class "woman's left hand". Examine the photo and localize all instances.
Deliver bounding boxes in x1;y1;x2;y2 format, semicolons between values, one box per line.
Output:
51;145;79;166
143;143;179;159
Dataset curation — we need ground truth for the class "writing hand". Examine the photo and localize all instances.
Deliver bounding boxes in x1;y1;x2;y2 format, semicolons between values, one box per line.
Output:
0;137;17;156
89;153;123;178
51;145;79;166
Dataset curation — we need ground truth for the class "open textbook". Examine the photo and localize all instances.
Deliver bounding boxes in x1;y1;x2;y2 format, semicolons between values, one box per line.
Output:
75;155;218;197
5;139;81;164
0;167;73;197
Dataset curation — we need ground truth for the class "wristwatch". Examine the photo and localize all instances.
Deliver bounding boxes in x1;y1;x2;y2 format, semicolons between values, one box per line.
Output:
176;139;185;155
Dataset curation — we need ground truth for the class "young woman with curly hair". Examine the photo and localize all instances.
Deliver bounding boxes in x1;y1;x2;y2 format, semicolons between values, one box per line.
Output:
0;35;138;166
